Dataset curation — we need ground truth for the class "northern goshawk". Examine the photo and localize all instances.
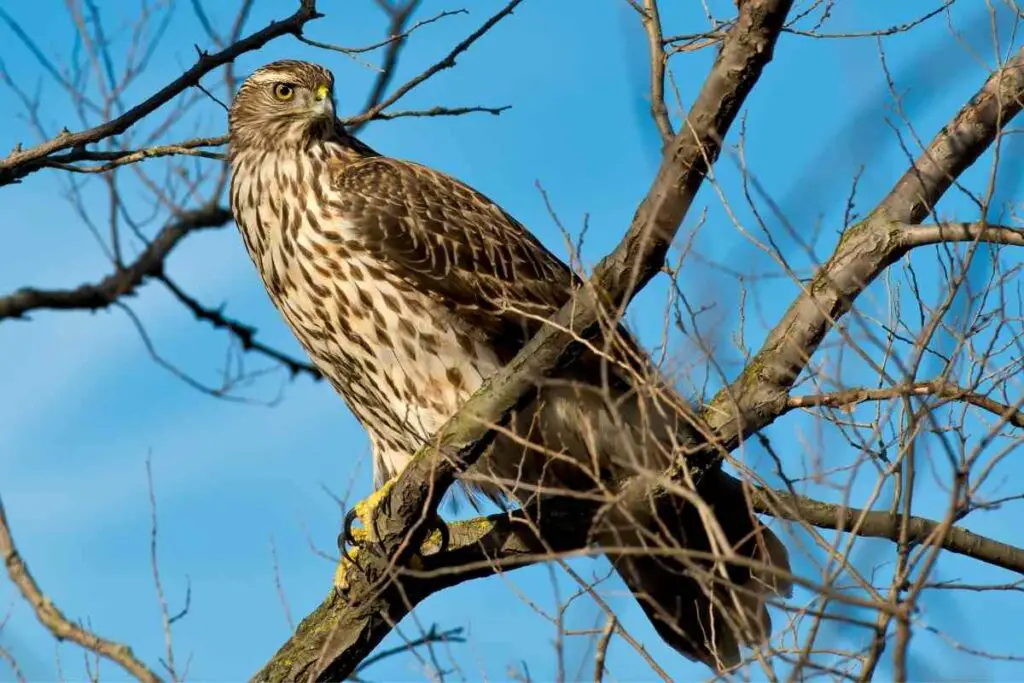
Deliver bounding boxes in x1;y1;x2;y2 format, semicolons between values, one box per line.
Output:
227;59;792;671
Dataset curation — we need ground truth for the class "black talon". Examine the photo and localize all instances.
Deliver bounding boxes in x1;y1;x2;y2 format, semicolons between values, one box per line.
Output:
339;504;449;560
339;507;364;564
430;516;451;554
342;507;361;546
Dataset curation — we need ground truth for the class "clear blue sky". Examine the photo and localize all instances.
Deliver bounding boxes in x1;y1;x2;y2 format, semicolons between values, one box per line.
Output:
1;1;1022;681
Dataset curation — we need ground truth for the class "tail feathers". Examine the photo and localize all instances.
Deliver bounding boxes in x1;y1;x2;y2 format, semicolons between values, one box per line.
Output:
600;470;792;671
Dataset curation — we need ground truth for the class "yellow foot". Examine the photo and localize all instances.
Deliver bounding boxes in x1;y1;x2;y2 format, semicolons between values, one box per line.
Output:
350;477;397;540
333;477;449;595
333;546;359;594
334;478;397;595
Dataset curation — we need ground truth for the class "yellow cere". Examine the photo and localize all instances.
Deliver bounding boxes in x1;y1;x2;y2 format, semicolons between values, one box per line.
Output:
316;84;330;101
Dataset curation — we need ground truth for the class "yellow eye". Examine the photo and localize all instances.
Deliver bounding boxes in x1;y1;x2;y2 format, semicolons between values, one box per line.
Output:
273;83;295;101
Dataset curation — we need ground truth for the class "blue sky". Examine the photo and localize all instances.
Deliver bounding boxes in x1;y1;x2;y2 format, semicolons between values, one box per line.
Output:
1;1;1022;681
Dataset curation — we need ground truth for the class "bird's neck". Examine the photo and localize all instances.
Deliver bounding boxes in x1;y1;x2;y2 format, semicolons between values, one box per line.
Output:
228;124;380;301
228;117;379;163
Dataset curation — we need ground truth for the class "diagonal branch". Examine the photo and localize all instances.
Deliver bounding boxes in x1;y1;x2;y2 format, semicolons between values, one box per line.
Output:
0;203;230;321
0;497;164;683
156;274;322;381
255;480;1024;683
346;0;526;130
254;1;795;680
257;17;1024;683
0;0;322;187
704;47;1024;448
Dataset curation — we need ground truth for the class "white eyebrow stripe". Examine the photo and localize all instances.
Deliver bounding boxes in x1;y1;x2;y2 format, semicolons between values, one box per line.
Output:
247;70;298;85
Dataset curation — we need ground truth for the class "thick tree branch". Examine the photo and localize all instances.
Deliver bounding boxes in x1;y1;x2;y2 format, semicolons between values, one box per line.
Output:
0;497;163;683
879;53;1024;224
255;478;1024;683
0;0;322;187
703;48;1024;449
254;501;593;683
255;1;794;680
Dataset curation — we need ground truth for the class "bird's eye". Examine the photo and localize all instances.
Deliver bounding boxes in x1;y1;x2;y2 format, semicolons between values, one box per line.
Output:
273;83;295;101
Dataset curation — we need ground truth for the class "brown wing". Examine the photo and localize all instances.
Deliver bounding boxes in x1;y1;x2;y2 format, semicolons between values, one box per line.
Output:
329;155;669;404
330;156;577;357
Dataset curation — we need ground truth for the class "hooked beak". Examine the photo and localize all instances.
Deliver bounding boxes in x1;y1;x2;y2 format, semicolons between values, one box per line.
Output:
312;84;333;117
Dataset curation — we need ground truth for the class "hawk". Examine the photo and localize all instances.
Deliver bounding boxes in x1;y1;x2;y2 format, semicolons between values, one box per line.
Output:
228;59;791;670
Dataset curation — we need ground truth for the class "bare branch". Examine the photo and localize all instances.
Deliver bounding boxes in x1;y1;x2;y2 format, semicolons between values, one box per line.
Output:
0;496;163;683
254;477;1024;681
0;0;322;186
786;379;1024;429
0;643;27;683
0;203;231;322
156;274;322;381
900;221;1024;249
593;616;616;683
704;47;1024;447
269;536;295;633
146;458;184;683
346;0;526;130
748;488;1024;576
353;624;465;674
370;104;511;121
298;9;466;56
880;54;1024;224
41;139;225;174
640;0;673;143
255;1;794;679
356;0;421;120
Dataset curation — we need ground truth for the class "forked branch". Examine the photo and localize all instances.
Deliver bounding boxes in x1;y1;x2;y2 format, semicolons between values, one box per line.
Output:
0;498;163;683
703;48;1024;449
255;1;795;679
0;0;322;187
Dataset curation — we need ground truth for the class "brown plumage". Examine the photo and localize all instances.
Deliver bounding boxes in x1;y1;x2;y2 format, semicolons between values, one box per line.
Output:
228;59;792;670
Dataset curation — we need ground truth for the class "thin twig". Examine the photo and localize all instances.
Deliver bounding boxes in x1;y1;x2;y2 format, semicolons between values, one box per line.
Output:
157;274;321;381
0;496;163;683
0;0;322;185
347;0;526;129
0;203;230;322
593;616;616;683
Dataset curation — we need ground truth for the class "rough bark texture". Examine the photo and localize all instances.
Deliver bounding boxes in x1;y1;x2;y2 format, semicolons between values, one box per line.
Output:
253;1;795;680
254;11;1024;683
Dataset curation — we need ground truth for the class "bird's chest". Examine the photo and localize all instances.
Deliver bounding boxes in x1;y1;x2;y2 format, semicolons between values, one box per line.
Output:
231;156;501;454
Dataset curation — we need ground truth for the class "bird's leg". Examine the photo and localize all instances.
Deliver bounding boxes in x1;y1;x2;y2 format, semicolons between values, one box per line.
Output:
334;477;395;594
334;477;451;594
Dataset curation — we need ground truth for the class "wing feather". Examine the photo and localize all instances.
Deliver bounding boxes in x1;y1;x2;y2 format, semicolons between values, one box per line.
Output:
330;156;577;358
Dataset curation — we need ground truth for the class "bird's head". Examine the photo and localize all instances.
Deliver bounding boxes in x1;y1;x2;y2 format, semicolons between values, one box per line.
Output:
228;60;337;151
